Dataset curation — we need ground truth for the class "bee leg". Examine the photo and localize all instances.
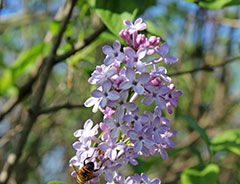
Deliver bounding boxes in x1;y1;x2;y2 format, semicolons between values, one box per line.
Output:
94;158;108;172
84;149;96;165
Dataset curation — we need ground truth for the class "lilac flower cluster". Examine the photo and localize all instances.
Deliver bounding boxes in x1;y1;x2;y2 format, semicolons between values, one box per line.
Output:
70;18;182;184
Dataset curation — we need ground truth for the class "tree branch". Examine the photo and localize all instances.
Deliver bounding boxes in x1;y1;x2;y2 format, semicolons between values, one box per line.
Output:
0;14;106;123
38;103;84;115
169;56;240;77
54;24;107;63
0;1;78;183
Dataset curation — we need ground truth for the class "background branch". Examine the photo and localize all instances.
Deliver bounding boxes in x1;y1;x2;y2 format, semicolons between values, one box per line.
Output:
38;103;84;115
0;1;78;183
169;56;240;77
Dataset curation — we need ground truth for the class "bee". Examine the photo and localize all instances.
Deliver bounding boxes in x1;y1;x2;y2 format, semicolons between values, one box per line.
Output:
72;154;106;183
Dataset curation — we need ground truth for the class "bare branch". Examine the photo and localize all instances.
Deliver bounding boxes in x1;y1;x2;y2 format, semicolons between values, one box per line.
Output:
0;11;106;123
169;56;240;77
0;1;78;183
38;103;84;115
54;24;107;63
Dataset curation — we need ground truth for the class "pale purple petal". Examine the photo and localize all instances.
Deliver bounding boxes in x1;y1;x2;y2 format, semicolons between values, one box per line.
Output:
123;115;134;123
134;18;142;25
104;55;115;66
134;121;142;131
172;90;183;97
100;97;107;108
154;132;162;144
143;139;154;147
84;97;97;107
138;72;150;83
141;173;150;182
127;130;138;140
120;90;128;101
100;122;108;132
137;49;146;59
142;96;154;106
125;102;137;111
156;97;166;109
102;80;111;92
134;141;142;153
160;43;169;56
84;119;93;130
108;91;120;100
91;89;103;98
157;86;169;95
151;179;161;184
102;45;114;56
119;81;132;90
134;84;144;95
72;142;82;150
136;61;146;72
116;106;124;120
117;52;125;61
99;142;111;151
124;47;135;58
115;143;126;151
126;68;136;81
110;149;117;160
165;56;178;65
113;40;121;51
73;129;83;137
104;171;114;182
139;114;149;122
124;19;132;27
160;148;168;160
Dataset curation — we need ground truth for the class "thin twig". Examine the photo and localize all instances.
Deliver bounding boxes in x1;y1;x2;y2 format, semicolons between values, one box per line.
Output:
38;103;84;115
169;56;240;77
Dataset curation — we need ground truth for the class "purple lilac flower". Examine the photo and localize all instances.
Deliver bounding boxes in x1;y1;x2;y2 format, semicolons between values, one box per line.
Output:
142;84;169;109
91;80;120;108
102;40;125;66
151;65;171;83
155;43;178;65
123;108;149;131
73;119;98;141
109;90;137;122
70;18;182;184
128;129;154;153
124;18;147;34
120;68;150;95
164;84;183;114
124;47;146;72
88;64;117;86
99;137;126;161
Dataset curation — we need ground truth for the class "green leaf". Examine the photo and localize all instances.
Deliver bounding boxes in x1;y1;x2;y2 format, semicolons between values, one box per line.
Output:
91;0;155;39
181;164;220;184
180;114;211;144
211;129;240;155
48;181;65;184
184;0;240;10
95;9;137;39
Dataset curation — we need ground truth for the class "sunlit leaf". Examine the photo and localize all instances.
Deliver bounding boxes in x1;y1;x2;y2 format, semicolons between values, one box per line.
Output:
180;114;211;144
95;9;137;39
211;129;240;155
181;164;219;184
184;0;240;10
